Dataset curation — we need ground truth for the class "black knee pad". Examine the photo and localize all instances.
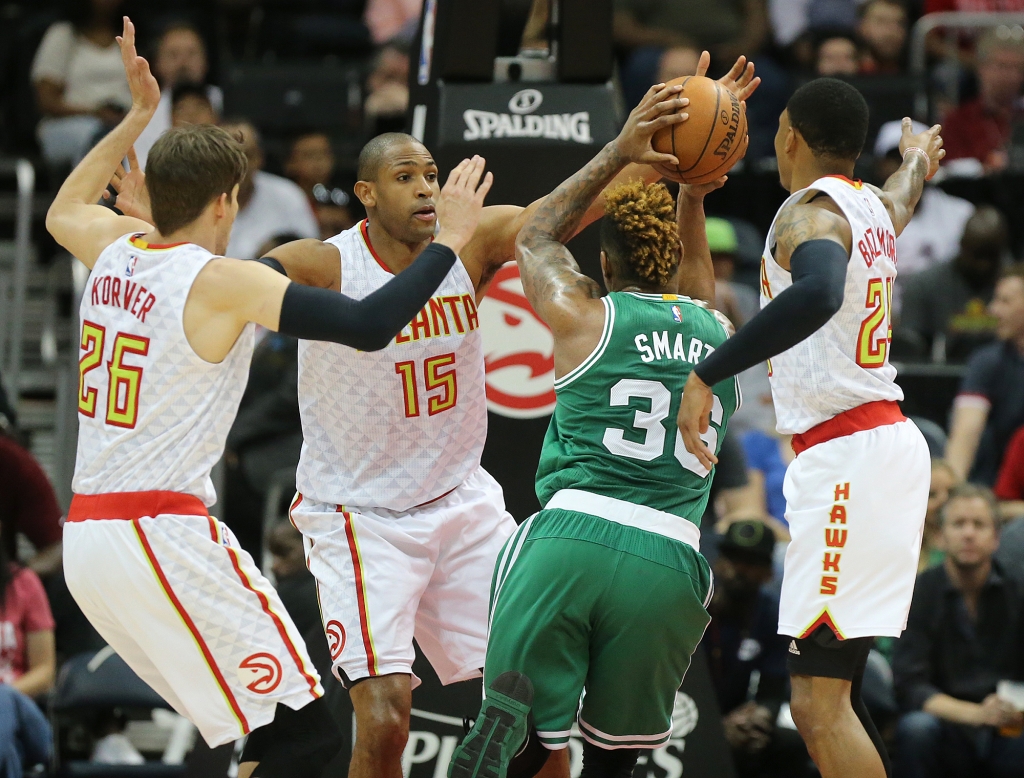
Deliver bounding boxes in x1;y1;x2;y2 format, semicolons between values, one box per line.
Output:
581;740;639;778
787;624;872;680
508;728;551;778
241;697;343;778
850;654;892;778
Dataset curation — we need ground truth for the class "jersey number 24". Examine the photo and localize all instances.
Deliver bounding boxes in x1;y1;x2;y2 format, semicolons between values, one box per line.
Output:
602;378;725;478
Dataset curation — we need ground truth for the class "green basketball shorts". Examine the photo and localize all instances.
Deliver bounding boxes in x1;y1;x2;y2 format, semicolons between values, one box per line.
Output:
485;507;712;751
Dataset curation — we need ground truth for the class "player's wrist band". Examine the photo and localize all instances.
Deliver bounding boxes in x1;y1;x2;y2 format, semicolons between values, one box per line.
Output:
902;147;930;167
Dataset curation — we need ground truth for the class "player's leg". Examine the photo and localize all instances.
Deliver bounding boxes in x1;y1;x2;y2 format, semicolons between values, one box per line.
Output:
449;521;593;777
290;496;438;777
577;536;711;761
237;696;343;778
788;628;884;778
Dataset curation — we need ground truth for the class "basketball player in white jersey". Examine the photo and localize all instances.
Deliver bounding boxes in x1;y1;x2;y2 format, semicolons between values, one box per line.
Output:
678;79;944;778
250;55;762;778
46;19;494;778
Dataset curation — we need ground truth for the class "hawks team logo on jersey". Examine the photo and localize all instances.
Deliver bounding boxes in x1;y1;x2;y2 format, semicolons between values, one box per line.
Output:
325;620;346;661
238;652;283;694
479;264;555;418
124;254;138;277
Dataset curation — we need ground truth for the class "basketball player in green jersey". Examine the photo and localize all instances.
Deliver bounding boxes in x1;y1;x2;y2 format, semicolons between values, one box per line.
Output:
449;83;745;778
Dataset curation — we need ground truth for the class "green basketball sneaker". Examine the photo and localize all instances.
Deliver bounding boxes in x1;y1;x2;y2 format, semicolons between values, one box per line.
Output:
449;671;534;778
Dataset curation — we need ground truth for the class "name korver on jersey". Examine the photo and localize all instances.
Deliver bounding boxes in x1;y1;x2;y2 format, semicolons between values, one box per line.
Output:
395;293;479;345
89;273;157;323
855;224;896;268
635;331;715;365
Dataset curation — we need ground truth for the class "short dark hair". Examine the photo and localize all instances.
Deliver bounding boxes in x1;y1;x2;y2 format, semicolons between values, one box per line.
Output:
940;483;1000;529
787;78;869;160
146;125;248;235
857;0;906;19
357;132;425;181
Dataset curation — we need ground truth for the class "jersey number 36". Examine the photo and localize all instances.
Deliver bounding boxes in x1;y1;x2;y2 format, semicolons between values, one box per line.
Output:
602;378;725;478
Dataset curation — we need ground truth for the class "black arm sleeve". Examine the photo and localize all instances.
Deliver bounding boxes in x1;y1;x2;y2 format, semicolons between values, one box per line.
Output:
693;239;848;387
276;243;457;351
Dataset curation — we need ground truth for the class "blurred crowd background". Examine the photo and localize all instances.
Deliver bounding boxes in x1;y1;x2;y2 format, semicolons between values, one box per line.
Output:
2;0;1024;775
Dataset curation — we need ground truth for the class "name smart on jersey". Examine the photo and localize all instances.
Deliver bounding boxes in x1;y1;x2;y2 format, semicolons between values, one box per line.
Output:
394;293;480;344
856;225;896;268
90;274;157;323
635;331;716;364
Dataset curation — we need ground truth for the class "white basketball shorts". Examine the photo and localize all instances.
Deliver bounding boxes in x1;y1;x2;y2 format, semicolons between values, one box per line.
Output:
64;491;324;748
289;466;517;688
778;404;930;641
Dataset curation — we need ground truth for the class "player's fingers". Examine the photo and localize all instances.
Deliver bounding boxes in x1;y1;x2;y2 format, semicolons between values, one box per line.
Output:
642;151;680;167
474;171;494;204
445;158;470;190
737;76;761;102
695;50;711;78
648;96;689;117
645;111;689;132
644;83;683;113
463;156;485;192
127;145;139;171
724;55;746;84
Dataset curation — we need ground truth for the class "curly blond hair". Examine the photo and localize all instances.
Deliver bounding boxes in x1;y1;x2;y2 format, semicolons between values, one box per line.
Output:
602;179;679;288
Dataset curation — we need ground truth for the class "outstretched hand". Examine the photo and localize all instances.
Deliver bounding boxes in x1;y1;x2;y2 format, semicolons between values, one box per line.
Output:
678;371;719;471
706;54;761;104
434;156;493;255
117;16;160;117
899;118;944;180
614;83;690;167
679;175;728;201
105;146;152;222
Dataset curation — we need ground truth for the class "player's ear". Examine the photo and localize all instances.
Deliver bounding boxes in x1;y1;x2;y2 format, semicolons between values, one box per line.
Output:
354;180;375;209
785;126;799;156
600;250;612;284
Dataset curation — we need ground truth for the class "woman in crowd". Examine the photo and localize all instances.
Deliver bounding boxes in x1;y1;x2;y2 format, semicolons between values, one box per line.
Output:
0;527;55;698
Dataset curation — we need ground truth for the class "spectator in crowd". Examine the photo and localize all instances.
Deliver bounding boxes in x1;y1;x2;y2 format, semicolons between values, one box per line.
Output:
169;82;216;128
0;684;51;778
922;459;958;571
943;27;1024;174
873;120;975;284
704;521;807;777
613;0;769;65
31;0;130;167
283;131;364;238
0;527;55;698
0;431;63;578
814;30;861;76
893;484;1024;778
741;428;793;530
657;45;702;84
365;41;411;136
220;120;318;260
621;44;702;110
769;0;814;52
898;205;1007;363
223;323;302;559
365;0;422;45
134;22;222;169
708;217;759;327
946;265;1024;485
857;0;908;75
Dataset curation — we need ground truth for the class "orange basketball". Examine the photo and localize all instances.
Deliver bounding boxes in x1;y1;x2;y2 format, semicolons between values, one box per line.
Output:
651;76;748;185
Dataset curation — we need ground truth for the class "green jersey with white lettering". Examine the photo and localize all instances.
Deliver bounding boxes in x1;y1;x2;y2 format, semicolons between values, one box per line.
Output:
535;291;739;526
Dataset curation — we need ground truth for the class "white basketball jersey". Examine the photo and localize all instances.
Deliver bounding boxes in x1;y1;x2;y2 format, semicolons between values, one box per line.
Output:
296;221;487;511
73;234;255;504
761;176;903;435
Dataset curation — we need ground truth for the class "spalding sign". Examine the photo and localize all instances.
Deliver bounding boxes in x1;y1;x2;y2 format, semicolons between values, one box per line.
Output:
463;88;592;143
479;264;556;418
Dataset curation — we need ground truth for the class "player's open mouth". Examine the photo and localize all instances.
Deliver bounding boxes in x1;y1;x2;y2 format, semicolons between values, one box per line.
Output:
413;206;436;222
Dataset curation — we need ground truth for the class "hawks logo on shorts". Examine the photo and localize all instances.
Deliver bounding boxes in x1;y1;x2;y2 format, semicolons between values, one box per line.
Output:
325;620;346;661
238;652;283;695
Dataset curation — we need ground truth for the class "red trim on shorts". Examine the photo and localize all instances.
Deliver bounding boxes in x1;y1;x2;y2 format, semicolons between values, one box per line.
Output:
414;486;457;509
798;608;846;640
68;491;208;522
360;220;393;275
791;400;905;456
288;493;303;531
223;546;322;699
131;518;250;733
339;507;378;676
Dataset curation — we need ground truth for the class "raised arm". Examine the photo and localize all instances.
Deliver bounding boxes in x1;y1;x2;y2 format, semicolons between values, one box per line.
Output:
870;118;945;236
45;17;156;267
675;177;728;303
515;84;689;338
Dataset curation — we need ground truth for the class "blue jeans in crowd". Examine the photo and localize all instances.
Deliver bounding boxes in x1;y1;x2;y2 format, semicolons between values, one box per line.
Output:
0;684;51;778
896;710;1024;778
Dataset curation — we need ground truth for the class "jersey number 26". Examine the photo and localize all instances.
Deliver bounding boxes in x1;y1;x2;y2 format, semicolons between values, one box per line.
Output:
78;320;149;428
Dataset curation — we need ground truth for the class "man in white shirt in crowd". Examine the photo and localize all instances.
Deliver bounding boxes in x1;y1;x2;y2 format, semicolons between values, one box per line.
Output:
874;119;975;312
222;119;319;259
134;22;223;169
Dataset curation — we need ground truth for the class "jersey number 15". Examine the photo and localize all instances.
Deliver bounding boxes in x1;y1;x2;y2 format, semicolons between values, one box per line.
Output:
602;378;725;479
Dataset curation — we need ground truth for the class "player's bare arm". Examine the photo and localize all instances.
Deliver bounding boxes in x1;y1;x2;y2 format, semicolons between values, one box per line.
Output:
464;52;761;296
516;83;690;376
867;119;944;236
46;16;156;268
675;176;728;303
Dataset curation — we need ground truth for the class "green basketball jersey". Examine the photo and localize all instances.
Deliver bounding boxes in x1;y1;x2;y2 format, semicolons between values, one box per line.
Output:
536;292;739;526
